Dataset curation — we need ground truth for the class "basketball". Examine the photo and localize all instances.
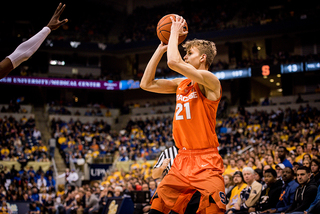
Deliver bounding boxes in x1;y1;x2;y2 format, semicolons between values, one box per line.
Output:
156;14;188;45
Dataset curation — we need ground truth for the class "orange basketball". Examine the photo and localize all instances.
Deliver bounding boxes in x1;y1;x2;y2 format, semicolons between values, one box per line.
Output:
156;14;188;45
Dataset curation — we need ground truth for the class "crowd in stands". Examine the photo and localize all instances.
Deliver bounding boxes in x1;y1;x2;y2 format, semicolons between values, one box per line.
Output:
48;99;320;213
51;114;170;168
0;116;49;163
1;98;320;213
51;117;111;167
0;164;57;213
119;0;320;43
0;99;27;114
47;106;112;118
2;0;319;45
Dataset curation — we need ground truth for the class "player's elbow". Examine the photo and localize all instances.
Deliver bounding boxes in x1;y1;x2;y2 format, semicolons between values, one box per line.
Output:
140;81;148;90
167;59;179;70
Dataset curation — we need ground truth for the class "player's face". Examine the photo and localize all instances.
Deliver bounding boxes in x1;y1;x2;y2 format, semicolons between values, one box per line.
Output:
183;47;202;68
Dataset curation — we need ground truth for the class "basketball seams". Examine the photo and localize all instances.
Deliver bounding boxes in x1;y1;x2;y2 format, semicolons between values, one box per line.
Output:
160;31;169;43
158;22;172;30
157;14;173;27
157;14;188;45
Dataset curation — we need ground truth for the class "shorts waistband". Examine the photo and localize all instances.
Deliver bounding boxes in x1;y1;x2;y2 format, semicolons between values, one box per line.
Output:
178;147;218;155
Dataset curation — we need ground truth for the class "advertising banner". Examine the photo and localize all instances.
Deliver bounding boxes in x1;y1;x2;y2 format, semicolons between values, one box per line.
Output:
0;76;120;90
89;164;112;180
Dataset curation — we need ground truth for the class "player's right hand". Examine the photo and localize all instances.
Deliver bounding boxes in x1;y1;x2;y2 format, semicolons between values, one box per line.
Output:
170;15;188;37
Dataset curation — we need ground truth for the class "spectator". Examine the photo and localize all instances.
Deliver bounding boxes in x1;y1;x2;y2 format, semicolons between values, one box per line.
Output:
31;187;39;202
275;163;285;180
33;128;41;140
65;193;79;214
261;97;270;106
84;110;92;116
278;146;293;168
295;145;305;164
249;168;283;213
283;166;317;213
305;184;320;214
226;171;247;214
254;169;264;185
56;184;65;198
18;153;28;169
229;167;262;214
49;137;56;159
149;180;157;198
0;201;11;214
296;94;304;103
67;169;79;187
224;174;235;195
263;167;299;213
141;183;151;213
303;158;311;169
84;189;99;214
310;159;320;185
37;173;47;189
29;201;40;214
293;162;301;174
224;159;239;176
114;186;123;198
46;175;56;191
45;166;54;178
22;192;31;202
236;158;246;171
44;196;55;214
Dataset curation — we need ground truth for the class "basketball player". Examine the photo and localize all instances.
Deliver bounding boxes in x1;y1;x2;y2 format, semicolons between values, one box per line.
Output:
0;3;68;79
140;15;225;214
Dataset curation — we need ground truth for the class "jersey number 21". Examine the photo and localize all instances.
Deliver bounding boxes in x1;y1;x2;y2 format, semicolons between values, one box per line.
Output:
175;102;191;120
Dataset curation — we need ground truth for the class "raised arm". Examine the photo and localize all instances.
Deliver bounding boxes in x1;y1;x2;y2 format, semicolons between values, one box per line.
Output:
140;42;183;94
166;15;220;99
0;58;13;79
0;3;68;79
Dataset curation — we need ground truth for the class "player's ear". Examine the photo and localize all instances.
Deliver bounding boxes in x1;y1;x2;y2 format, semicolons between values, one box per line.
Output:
200;54;206;63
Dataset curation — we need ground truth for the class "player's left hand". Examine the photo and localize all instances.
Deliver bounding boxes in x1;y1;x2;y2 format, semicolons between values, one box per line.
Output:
170;15;188;37
47;3;68;30
158;41;168;53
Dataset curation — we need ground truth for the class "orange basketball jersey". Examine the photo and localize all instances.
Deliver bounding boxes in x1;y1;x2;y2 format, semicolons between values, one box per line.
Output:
173;79;221;150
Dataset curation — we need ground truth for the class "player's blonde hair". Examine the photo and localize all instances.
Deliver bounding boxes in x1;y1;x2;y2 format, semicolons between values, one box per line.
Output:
182;39;217;68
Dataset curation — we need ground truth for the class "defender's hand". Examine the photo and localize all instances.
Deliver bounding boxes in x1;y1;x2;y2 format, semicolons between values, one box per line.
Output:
47;3;68;31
